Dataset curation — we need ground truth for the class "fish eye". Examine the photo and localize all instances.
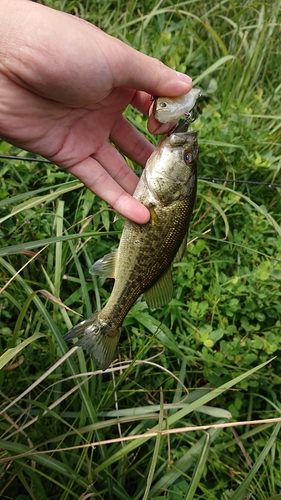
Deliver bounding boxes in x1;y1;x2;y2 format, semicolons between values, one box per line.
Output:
184;152;193;164
159;101;167;108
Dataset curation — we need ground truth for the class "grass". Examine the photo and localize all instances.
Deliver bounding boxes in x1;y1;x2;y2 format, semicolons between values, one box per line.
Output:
1;0;281;498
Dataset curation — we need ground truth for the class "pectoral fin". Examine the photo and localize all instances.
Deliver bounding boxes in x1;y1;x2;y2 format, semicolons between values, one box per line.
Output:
113;212;124;223
144;266;173;310
89;249;118;278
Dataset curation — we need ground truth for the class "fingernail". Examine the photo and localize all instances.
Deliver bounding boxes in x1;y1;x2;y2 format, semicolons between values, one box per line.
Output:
176;71;193;83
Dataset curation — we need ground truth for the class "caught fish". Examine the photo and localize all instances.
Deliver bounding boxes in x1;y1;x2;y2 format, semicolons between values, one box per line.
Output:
153;88;202;123
65;122;198;370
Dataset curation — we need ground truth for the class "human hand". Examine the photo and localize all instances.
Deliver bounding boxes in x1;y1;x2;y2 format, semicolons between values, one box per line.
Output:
0;0;192;223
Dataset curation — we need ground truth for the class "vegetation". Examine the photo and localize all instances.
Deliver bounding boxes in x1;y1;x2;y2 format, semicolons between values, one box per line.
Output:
1;1;281;498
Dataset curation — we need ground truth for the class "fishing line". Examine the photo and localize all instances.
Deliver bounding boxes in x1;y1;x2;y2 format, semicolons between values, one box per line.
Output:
0;154;48;163
0;154;280;188
199;177;281;188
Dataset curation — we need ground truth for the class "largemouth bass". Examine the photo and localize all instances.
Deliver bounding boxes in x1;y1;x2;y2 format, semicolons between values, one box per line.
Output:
153;88;202;123
65;122;198;370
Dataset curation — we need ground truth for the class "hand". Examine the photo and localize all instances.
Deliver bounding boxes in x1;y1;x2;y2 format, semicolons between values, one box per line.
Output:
0;0;192;223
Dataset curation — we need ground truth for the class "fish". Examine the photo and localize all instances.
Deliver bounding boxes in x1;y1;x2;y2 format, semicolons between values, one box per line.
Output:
64;121;198;370
153;88;202;123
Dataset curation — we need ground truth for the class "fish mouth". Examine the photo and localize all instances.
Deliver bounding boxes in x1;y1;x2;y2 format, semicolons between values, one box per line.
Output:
169;120;198;146
169;119;190;135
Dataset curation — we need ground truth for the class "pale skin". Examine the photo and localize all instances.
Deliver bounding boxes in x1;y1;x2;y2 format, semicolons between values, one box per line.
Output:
0;0;192;223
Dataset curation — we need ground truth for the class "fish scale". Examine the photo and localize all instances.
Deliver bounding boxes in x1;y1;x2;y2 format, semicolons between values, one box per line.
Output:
65;123;198;370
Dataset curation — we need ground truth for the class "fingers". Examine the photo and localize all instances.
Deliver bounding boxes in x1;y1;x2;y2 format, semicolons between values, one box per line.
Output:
93;140;140;194
65;151;150;224
110;115;154;167
147;115;177;135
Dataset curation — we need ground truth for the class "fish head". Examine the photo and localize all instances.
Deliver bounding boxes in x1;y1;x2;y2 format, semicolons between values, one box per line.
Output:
145;122;198;203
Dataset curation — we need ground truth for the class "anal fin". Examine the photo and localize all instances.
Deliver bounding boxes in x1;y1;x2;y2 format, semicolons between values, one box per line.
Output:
144;266;173;310
174;233;188;263
144;233;188;310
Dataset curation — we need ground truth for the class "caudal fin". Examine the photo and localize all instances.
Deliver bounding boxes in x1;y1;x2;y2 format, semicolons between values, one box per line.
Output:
64;313;121;371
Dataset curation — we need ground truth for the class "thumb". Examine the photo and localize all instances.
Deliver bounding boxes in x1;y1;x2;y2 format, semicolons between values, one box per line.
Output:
111;39;193;97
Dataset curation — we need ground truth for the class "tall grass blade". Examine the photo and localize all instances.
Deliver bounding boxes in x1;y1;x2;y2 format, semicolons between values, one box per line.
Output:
193;56;235;84
142;388;164;500
149;428;221;495
184;432;210;500
230;422;281;500
0;332;44;370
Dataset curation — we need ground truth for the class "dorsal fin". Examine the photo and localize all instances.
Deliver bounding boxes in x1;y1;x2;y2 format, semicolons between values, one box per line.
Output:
89;249;118;278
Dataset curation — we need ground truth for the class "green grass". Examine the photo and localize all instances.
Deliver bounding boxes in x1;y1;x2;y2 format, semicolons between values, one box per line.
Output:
1;0;281;498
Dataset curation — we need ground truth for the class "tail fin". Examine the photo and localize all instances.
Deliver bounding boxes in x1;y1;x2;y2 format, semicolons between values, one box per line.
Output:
64;313;121;371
